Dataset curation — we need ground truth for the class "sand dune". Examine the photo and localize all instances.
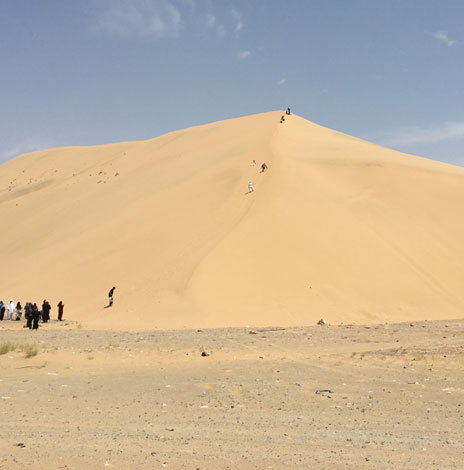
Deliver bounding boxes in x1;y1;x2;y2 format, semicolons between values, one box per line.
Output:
1;111;463;329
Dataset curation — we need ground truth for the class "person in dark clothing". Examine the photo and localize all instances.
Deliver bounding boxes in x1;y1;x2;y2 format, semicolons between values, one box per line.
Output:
286;107;291;115
42;300;51;323
108;287;116;307
0;301;5;321
15;301;22;321
25;302;33;329
57;301;64;321
280;115;285;123
32;303;40;330
261;162;268;172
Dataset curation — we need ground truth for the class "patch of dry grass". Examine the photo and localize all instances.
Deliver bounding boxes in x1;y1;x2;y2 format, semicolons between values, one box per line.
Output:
0;342;39;358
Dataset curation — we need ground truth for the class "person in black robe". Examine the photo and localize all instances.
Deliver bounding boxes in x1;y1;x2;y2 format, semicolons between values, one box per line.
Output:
57;301;64;321
32;303;40;330
25;302;33;329
42;300;51;323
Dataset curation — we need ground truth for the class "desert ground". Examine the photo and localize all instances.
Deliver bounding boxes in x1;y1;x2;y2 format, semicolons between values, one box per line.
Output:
1;318;463;469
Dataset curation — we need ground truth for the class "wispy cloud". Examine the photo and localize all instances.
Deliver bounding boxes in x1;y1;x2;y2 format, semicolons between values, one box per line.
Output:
277;78;286;85
375;121;464;147
205;13;216;27
1;139;56;163
96;0;183;39
237;50;250;60
433;30;457;47
205;12;226;36
229;9;243;32
183;0;195;11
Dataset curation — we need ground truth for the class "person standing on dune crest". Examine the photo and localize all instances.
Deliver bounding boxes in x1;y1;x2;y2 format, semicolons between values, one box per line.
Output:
108;286;116;307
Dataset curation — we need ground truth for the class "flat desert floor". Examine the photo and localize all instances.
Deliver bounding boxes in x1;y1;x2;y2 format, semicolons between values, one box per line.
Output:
1;319;463;469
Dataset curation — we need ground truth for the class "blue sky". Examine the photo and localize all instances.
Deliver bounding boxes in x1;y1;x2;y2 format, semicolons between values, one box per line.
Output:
1;0;463;165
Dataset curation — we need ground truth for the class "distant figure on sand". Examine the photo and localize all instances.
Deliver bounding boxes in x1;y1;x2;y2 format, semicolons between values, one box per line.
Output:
286;107;291;115
280;115;285;123
108;287;116;307
251;159;256;166
57;301;64;321
248;181;254;193
261;162;268;172
15;301;22;321
0;301;5;321
7;299;14;320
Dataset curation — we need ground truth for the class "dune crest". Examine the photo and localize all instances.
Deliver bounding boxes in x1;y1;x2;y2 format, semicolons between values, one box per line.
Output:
1;111;464;329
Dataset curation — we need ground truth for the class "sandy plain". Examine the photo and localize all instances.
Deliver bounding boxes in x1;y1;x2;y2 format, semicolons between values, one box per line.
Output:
1;318;463;469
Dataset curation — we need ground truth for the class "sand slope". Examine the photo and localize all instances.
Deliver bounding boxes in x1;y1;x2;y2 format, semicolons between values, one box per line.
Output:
1;111;463;329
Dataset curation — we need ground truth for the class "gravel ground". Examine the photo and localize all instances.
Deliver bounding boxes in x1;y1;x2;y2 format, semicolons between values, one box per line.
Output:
0;319;463;469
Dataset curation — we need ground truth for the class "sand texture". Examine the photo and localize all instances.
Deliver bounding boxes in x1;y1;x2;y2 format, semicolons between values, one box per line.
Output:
0;320;463;469
1;111;464;329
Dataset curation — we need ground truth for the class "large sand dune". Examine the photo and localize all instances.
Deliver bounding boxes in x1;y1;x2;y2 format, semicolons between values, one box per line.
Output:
1;111;463;329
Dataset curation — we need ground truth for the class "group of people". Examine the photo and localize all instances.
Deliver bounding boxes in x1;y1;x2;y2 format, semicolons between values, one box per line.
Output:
248;108;290;192
248;162;269;193
0;286;114;328
280;107;291;123
0;299;64;329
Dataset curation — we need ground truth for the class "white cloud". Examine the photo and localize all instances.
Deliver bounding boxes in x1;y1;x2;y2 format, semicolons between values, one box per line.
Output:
433;31;457;47
375;121;464;147
204;12;225;36
238;50;251;60
96;0;183;39
206;13;216;27
277;78;286;85
229;9;243;32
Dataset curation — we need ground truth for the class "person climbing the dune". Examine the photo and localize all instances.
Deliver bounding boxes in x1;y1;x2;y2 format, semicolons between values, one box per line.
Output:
108;286;116;307
280;115;285;123
248;181;254;193
261;162;268;172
